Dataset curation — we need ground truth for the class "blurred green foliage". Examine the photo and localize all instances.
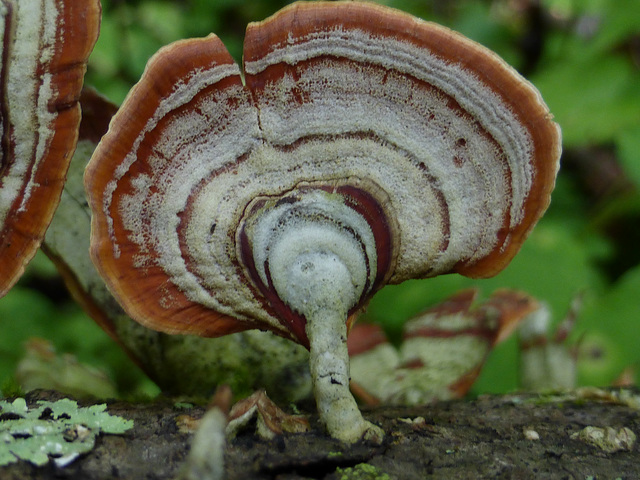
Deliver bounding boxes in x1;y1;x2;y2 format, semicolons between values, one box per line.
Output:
1;0;639;398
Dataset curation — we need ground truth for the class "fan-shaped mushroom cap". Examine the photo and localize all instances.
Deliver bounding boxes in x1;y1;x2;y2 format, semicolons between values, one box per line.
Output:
0;0;101;297
43;89;311;401
85;1;560;345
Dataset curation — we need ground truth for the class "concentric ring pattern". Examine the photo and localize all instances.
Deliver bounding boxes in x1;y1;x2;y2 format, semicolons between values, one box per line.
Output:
86;2;561;341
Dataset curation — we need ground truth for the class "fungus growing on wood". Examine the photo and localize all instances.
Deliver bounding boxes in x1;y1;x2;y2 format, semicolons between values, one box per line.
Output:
85;1;561;442
0;0;101;297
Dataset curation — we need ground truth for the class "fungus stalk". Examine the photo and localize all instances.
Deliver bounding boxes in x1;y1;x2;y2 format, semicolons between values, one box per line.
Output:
245;190;384;443
287;250;383;443
305;296;384;443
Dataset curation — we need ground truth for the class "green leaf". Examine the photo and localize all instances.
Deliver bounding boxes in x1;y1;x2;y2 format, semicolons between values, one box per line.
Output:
137;1;186;44
533;54;640;146
588;0;640;54
577;265;640;386
616;125;640;188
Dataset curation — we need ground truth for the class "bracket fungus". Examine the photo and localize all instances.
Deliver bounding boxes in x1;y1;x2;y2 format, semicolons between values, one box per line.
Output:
348;289;539;406
85;2;561;443
0;0;101;297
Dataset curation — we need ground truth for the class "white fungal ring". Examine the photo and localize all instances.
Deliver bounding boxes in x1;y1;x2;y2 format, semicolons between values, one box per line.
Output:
241;188;377;316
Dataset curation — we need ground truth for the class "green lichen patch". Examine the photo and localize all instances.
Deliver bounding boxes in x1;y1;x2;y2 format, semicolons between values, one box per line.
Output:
335;463;391;480
0;397;133;467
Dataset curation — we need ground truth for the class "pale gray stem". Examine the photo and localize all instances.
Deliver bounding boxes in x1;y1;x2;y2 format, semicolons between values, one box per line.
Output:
306;308;384;444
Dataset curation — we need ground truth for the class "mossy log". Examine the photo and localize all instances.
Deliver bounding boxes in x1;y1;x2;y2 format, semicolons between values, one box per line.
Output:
1;389;638;479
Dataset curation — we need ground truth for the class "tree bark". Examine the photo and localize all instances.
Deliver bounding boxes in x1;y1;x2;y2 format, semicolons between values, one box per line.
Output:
2;389;639;479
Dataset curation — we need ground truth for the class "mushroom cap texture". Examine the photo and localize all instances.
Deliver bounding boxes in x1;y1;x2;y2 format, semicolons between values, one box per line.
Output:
0;0;101;297
85;1;561;343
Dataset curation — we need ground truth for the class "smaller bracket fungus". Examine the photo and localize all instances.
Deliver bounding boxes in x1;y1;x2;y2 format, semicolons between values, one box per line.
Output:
348;289;539;406
0;0;101;297
85;2;561;443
